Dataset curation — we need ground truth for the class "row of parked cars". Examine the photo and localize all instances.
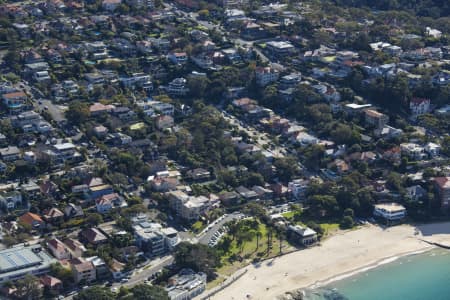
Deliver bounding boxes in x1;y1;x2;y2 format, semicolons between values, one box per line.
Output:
208;225;229;247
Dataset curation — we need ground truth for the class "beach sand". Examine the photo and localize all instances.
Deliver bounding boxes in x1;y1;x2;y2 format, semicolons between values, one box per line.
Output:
207;222;450;300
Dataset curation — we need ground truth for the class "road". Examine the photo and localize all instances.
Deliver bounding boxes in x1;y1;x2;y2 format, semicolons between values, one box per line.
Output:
34;98;67;123
113;255;174;289
197;213;244;245
221;111;286;158
63;255;174;299
231;37;270;63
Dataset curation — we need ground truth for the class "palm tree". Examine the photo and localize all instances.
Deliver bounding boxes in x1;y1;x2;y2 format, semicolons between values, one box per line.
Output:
277;229;285;254
255;230;262;251
228;220;240;241
267;227;273;254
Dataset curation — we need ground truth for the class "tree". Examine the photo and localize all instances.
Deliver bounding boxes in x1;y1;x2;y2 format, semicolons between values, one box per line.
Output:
386;172;404;192
308;195;340;218
243;203;267;221
254;229;262;251
86;213;103;226
274;156;299;182
174;242;220;279
187;76;210;99
66;101;90;125
330;124;360;145
130;284;169;300
302;144;325;170
340;216;354;229
74;286;115;300
14;275;42;300
50;262;74;288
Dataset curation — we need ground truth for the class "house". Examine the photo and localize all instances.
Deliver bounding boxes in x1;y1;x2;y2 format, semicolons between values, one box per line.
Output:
288;179;309;200
88;178;114;200
241;22;265;39
168;52;188;65
80;228;108;246
133;221;179;256
405;185;427;201
102;0;121;11
93;125;108;138
40;180;58;197
64;203;84;219
2;91;27;112
424;142;441;157
120;73;153;92
265;41;295;58
252;186;273;200
89;102;115;115
287;225;317;246
186;168;211;181
95;193;127;214
426;27;442;38
364;109;389;129
110;259;126;280
167;191;218;221
166;269;207;300
279;73;301;89
383;147;401;165
409;98;431;116
236;186;259;201
435;177;450;210
400;143;426;160
47;238;71;260
19;212;44;230
156;115;174;130
43;208;64;224
219;191;241;206
70;258;96;284
0;146;21;162
0;191;22;210
255;66;279;86
149;101;175;116
166;78;189;96
86;256;109;280
40;275;62;293
134;223;165;257
373;203;406;224
149;176;178;192
64;238;86;258
19;181;39;200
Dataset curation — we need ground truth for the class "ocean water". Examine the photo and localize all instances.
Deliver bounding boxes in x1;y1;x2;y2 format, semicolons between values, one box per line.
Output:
303;249;450;300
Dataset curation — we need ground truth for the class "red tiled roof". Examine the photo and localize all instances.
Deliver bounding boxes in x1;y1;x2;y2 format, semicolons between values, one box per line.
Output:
435;177;450;189
40;275;62;288
410;97;430;105
19;212;43;225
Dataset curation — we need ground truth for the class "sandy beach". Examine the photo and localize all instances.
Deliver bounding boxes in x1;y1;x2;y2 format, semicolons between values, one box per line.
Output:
207;222;450;300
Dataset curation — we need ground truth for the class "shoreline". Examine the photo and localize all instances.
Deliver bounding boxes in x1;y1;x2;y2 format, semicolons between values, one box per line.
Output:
207;222;450;300
291;247;432;297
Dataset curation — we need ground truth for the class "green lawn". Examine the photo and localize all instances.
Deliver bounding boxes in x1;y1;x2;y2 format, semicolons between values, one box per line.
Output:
216;222;293;280
281;211;295;219
191;220;206;234
320;223;340;235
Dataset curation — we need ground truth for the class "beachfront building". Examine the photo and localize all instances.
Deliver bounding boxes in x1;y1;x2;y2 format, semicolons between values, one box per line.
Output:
373;203;406;225
166;268;207;300
287;225;317;246
435;177;450;210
